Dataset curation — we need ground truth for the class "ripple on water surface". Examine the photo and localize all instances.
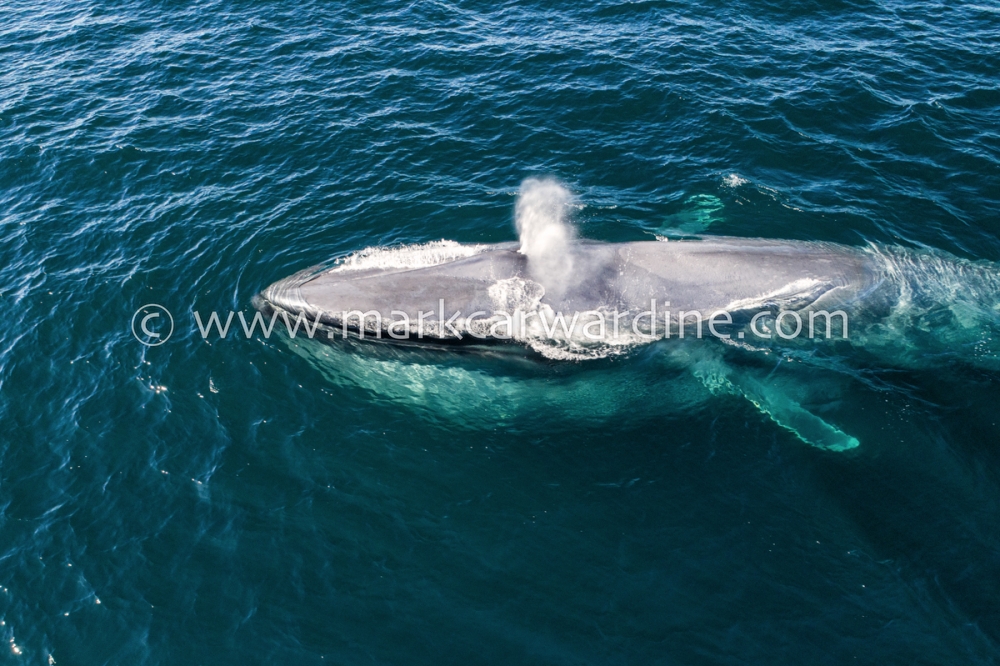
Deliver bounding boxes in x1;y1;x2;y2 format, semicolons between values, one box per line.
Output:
1;0;999;663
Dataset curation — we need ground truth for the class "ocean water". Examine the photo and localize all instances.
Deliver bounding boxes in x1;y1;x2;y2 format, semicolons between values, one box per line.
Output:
2;0;1000;663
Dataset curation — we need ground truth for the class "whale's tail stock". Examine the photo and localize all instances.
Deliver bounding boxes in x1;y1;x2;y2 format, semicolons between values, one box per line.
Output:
852;245;1000;371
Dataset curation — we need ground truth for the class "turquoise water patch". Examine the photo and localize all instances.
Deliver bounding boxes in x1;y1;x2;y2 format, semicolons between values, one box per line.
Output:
1;0;999;663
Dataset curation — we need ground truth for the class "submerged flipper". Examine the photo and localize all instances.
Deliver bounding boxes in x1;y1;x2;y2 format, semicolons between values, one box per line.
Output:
657;194;725;238
692;358;860;452
738;376;860;452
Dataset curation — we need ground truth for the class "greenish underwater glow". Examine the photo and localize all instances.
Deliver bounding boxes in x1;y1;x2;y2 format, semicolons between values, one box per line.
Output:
1;0;999;663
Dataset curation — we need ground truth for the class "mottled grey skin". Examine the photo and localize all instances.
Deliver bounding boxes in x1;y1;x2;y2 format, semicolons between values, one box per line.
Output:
255;235;1000;451
255;237;883;340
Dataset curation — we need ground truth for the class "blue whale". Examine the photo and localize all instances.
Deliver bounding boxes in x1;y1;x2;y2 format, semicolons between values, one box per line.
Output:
256;236;998;363
254;180;999;451
254;234;999;453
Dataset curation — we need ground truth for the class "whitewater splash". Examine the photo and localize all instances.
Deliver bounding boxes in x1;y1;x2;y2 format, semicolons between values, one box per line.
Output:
329;240;488;273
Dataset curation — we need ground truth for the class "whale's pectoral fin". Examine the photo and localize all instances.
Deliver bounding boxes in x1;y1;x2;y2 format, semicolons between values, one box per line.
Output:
738;377;860;452
657;194;724;238
692;359;860;452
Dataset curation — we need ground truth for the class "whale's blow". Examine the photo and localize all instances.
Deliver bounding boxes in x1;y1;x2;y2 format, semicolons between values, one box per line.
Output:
515;178;576;296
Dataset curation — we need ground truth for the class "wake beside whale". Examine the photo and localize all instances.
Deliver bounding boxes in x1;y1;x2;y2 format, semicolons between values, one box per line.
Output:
255;179;1000;452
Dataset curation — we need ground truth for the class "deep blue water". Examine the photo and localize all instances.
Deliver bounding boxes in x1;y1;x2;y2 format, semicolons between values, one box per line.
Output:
2;0;1000;663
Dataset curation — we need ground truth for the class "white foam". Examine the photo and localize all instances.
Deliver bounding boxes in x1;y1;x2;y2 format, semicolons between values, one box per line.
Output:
486;276;652;361
723;173;748;187
488;276;545;313
329;240;488;274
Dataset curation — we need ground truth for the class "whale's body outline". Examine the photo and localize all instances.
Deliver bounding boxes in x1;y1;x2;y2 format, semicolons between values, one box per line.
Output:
256;237;882;345
255;235;1000;452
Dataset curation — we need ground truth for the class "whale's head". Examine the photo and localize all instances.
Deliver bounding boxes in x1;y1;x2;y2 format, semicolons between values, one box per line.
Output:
255;241;528;342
